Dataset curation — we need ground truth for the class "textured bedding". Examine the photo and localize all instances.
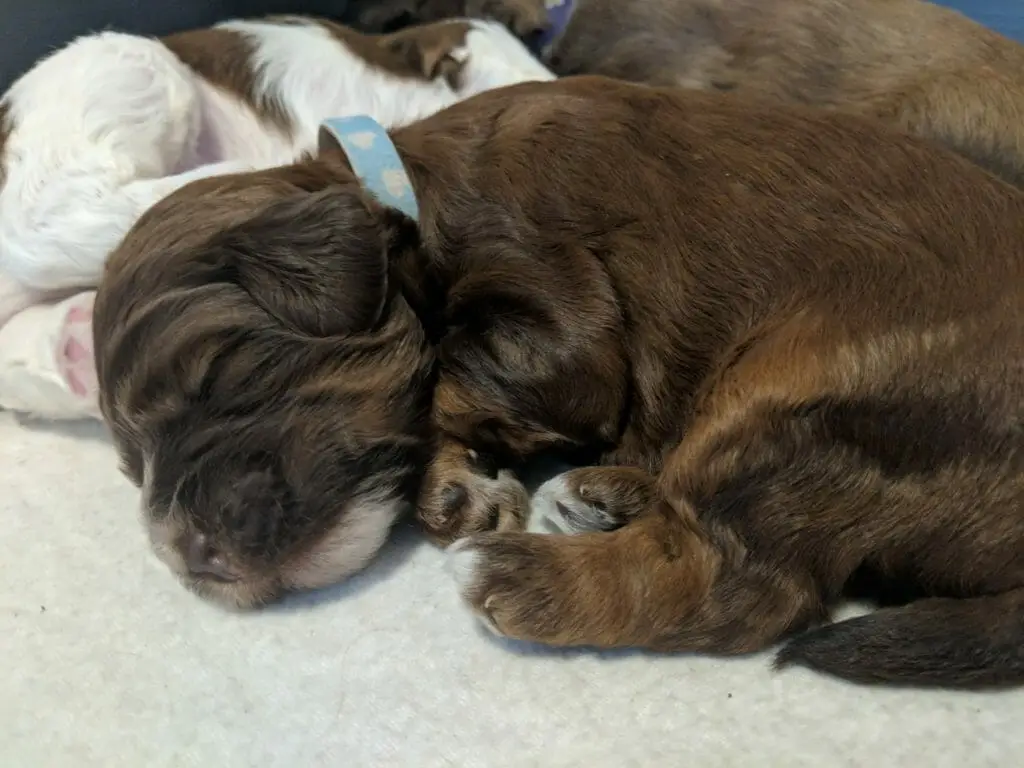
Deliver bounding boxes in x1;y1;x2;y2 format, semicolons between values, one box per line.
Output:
3;418;1022;766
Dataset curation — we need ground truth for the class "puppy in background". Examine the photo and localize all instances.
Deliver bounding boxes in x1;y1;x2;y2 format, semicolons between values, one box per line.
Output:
0;14;553;421
354;0;1024;186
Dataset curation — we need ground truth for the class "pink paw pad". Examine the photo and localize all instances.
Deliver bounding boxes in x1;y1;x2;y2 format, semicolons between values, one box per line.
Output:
56;296;98;400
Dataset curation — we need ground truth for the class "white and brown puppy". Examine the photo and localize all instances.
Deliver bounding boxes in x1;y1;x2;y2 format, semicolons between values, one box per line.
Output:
0;15;553;420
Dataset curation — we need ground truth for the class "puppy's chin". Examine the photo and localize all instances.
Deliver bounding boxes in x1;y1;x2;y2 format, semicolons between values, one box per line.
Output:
279;492;407;592
187;572;283;611
145;492;406;610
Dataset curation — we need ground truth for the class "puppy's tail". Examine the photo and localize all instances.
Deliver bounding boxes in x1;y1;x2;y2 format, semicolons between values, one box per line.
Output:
775;589;1024;688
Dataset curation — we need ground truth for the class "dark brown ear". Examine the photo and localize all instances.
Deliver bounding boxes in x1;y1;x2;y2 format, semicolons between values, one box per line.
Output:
205;187;393;338
383;22;469;86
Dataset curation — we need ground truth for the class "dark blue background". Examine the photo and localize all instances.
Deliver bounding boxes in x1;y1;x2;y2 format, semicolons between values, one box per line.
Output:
932;0;1024;42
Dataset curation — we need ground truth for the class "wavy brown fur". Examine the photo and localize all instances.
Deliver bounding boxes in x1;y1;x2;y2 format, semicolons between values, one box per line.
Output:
95;77;1024;684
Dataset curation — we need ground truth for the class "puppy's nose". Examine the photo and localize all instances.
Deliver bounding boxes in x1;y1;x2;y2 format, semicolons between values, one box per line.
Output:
183;532;237;583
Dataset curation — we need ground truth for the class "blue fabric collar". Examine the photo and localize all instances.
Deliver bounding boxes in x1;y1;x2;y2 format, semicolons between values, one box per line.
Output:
319;115;420;222
532;0;575;53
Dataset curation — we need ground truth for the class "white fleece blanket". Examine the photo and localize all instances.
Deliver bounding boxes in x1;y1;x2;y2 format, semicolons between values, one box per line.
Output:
2;412;1021;767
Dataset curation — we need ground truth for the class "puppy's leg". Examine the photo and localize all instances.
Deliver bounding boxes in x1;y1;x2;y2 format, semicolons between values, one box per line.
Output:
451;390;1024;686
419;356;626;542
0;291;100;420
417;237;629;541
449;489;822;651
449;394;855;650
0;32;202;292
448;316;841;650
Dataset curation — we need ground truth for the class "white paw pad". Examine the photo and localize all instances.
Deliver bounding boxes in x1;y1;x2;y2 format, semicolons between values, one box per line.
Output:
56;296;97;401
527;473;616;534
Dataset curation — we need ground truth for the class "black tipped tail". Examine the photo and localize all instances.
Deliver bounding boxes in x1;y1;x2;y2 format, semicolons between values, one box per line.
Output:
775;589;1024;689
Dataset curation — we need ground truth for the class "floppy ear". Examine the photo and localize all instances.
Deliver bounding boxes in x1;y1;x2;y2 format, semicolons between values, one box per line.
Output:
209;187;394;338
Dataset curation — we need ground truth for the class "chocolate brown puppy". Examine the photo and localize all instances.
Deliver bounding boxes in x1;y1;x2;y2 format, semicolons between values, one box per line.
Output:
353;0;1024;186
93;169;436;608
96;77;1024;687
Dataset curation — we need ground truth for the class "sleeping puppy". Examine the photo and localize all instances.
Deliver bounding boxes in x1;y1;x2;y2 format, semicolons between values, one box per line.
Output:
0;14;552;420
352;0;1024;186
93;76;1024;688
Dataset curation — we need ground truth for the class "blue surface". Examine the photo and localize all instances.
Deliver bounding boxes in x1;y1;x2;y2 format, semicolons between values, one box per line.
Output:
930;0;1024;42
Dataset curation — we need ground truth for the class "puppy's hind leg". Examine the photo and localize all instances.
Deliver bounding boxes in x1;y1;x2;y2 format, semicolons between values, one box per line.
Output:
0;32;203;292
449;489;825;652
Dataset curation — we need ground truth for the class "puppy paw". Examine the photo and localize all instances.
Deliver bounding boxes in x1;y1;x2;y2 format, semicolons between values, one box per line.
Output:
0;291;99;419
384;22;471;89
417;439;531;543
445;532;566;642
56;293;97;401
527;466;656;534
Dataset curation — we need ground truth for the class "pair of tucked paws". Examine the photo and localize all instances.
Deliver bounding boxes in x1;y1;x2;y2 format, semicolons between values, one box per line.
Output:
446;466;656;641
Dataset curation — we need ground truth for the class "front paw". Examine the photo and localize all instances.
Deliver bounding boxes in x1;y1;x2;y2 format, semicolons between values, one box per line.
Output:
446;532;569;643
417;440;530;543
384;22;470;88
527;466;656;534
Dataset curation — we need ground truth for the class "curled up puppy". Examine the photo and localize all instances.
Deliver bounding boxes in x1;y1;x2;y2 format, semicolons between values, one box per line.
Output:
355;0;1024;186
0;13;552;421
94;76;1024;689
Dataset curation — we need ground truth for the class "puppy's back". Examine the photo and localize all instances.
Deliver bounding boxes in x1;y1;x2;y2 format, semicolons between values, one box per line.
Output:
549;0;1024;185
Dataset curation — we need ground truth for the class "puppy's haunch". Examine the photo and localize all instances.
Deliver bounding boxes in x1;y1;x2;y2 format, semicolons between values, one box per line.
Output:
96;78;1024;690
